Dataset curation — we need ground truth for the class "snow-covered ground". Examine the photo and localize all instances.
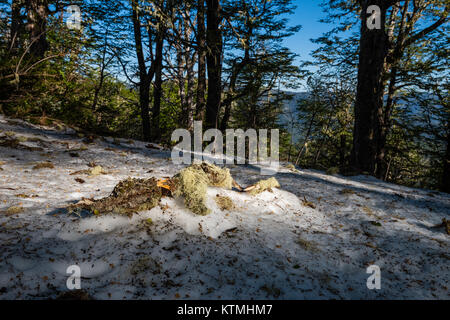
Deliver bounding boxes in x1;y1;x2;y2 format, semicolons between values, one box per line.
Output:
0;115;448;299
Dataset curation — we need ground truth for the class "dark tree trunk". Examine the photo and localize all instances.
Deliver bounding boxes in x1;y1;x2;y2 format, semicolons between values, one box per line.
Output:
351;0;388;174
139;80;151;142
131;0;151;141
205;0;222;129
10;0;24;51
375;66;397;179
375;2;406;179
443;122;450;194
196;0;207;122
26;0;49;58
152;26;164;142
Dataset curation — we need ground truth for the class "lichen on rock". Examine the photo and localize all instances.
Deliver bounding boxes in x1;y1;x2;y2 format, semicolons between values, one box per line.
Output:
70;177;162;217
172;162;233;215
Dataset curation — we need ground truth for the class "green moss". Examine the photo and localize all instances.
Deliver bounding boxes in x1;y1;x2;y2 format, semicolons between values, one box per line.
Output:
70;177;162;217
249;177;280;195
173;166;210;215
172;163;233;215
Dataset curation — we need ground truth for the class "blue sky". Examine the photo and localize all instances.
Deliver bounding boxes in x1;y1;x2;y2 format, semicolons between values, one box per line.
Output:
281;1;333;90
284;1;331;63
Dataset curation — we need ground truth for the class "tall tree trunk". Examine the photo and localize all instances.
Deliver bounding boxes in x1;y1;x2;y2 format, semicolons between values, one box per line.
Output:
351;0;388;174
152;25;164;142
376;66;397;179
354;0;448;176
205;0;222;129
183;10;196;132
175;38;186;125
196;0;207;121
442;120;450;193
375;2;406;179
186;57;196;131
10;0;24;51
26;0;49;58
131;0;151;141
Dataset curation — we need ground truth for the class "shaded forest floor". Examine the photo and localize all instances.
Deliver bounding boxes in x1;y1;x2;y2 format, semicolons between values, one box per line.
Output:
0;115;448;299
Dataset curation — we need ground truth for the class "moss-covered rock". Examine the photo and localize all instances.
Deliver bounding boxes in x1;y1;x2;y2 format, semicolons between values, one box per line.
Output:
172;162;233;215
70;177;162;217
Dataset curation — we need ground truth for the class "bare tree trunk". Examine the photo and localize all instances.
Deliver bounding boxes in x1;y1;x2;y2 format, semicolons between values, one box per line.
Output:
131;0;151;141
183;11;196;132
351;0;388;174
10;0;24;51
175;38;186;125
205;0;222;129
353;0;448;176
376;2;408;179
26;0;49;58
196;0;207;121
186;57;196;131
152;22;165;142
376;66;397;179
442;119;450;193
